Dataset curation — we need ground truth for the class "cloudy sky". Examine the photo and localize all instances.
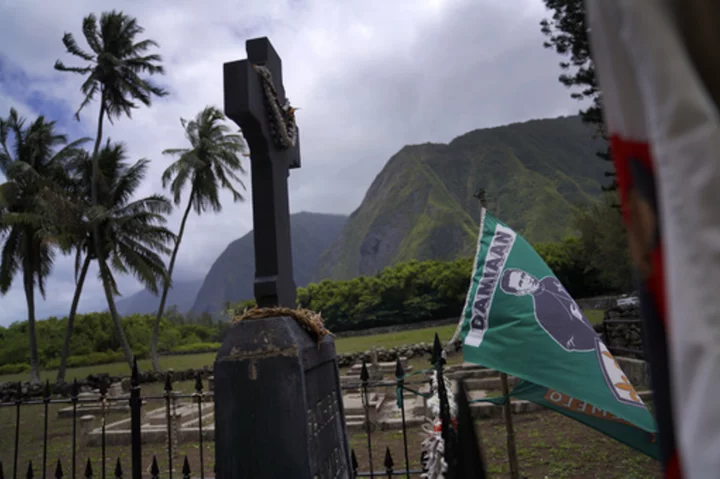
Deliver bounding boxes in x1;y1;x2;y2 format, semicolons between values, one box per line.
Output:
0;0;580;326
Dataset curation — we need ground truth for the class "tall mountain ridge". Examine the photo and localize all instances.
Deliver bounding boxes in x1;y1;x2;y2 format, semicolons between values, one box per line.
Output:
110;115;605;316
190;212;347;315
314;115;608;280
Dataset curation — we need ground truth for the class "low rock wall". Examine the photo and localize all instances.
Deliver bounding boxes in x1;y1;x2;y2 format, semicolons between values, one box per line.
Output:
598;305;644;358
3;305;647;402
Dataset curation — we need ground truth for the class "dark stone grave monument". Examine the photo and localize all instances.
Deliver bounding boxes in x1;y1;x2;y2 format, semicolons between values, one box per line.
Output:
215;37;352;479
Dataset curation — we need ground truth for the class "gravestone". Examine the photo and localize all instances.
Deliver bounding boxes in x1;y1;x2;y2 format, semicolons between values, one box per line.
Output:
369;347;383;381
216;37;351;479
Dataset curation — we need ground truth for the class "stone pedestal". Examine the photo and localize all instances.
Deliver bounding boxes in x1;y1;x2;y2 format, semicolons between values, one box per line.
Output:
214;316;351;479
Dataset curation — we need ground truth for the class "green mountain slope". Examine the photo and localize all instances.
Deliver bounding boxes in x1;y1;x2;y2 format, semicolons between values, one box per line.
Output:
315;115;607;280
190;212;347;315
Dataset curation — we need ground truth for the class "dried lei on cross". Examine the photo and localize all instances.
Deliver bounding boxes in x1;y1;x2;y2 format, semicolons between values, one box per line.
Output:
419;368;458;479
252;64;298;150
234;306;330;346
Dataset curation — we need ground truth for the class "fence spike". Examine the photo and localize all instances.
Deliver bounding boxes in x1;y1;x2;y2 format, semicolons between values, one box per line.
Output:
182;456;191;479
84;458;93;479
98;377;108;396
54;459;63;479
26;461;33;479
384;447;394;473
351;450;358;474
114;458;123;479
431;333;443;366
150;456;159;479
43;380;51;399
71;378;79;399
0;461;4;479
164;372;173;392
360;360;369;382
195;372;204;393
395;357;404;378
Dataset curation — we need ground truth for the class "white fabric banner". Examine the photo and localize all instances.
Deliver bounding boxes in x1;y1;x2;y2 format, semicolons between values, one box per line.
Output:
586;1;720;477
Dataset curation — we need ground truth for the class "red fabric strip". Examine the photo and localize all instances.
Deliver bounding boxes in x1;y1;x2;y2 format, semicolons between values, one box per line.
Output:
609;134;667;324
610;133;680;478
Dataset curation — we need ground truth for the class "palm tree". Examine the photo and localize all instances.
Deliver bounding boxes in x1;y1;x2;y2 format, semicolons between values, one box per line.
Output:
56;140;176;380
55;10;167;371
0;108;89;384
150;106;247;372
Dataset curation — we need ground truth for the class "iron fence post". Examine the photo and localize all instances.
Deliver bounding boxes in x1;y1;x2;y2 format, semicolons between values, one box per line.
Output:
130;359;142;479
360;360;374;478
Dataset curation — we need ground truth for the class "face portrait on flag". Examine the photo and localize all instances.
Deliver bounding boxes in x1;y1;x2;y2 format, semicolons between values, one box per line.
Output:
500;268;598;352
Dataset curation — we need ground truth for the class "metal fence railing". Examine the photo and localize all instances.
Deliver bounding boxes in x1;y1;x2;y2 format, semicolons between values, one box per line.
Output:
1;333;484;479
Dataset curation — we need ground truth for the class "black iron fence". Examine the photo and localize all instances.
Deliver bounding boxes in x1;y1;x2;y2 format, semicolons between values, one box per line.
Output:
0;365;210;479
1;333;483;479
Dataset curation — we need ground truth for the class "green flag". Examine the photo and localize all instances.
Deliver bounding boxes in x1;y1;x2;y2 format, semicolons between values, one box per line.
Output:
458;210;658;456
509;381;659;459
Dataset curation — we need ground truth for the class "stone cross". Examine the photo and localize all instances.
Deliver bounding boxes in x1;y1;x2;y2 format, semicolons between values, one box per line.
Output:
223;37;301;308
216;38;352;479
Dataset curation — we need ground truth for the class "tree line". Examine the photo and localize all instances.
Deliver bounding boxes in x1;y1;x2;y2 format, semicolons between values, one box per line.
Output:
0;11;248;384
0;196;631;375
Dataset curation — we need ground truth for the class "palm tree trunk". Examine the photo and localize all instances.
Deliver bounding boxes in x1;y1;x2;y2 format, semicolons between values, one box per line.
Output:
151;189;194;372
91;95;135;371
23;254;41;385
100;260;134;369
56;254;92;383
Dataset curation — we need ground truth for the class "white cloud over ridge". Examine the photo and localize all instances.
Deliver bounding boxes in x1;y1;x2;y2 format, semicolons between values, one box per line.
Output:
0;0;580;325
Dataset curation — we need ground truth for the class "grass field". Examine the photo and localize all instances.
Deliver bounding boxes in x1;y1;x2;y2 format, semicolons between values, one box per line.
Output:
0;310;604;384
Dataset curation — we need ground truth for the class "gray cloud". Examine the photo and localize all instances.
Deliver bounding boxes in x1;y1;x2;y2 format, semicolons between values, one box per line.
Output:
0;0;580;325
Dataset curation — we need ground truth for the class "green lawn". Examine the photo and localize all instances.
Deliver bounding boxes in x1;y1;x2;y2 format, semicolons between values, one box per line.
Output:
334;323;457;353
0;324;456;384
0;310;603;384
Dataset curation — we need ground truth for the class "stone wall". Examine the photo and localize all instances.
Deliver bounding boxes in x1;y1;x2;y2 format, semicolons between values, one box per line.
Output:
333;317;458;339
5;304;648;401
0;367;213;403
597;305;644;358
576;294;625;311
1;340;464;401
336;339;463;368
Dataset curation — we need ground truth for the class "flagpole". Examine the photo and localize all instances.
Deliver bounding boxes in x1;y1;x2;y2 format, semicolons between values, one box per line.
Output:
474;189;521;479
500;372;520;479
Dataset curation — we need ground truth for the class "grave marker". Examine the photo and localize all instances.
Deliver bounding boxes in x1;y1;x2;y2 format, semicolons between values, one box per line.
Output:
216;37;351;479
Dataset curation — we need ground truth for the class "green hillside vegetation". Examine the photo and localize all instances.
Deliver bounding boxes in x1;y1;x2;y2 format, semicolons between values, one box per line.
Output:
316;115;608;281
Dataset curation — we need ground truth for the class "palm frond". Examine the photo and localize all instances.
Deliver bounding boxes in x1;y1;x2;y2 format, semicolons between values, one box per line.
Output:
81;15;103;54
53;60;93;75
57;10;166;123
0;227;21;294
162;105;248;213
60;31;95;61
